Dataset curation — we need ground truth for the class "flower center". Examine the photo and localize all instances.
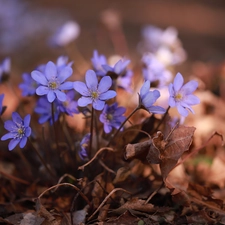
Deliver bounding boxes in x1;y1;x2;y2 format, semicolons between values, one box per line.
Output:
175;93;183;102
49;81;58;90
17;127;25;138
106;113;113;121
91;91;99;100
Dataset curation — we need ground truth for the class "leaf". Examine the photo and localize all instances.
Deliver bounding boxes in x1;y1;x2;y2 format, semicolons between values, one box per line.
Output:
146;125;196;180
160;126;195;180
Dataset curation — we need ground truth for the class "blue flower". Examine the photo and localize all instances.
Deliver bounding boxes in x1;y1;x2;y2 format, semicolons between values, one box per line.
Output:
79;133;90;160
102;58;130;77
73;70;116;110
19;73;39;96
100;103;126;133
31;61;73;103
168;72;200;117
139;80;166;114
34;97;60;124
57;90;79;116
91;50;107;76
1;112;31;151
142;53;172;87
0;57;10;82
0;94;5;115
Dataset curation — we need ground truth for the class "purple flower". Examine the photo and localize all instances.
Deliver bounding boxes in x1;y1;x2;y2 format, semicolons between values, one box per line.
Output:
57;90;79;116
168;73;200;117
31;61;73;103
1;112;31;151
91;50;107;76
139;80;166;114
19;73;39;96
73;70;116;110
56;55;73;69
0;94;5;115
100;103;126;133
142;53;172;87
0;57;10;82
79;133;90;160
102;59;130;77
34;97;60;124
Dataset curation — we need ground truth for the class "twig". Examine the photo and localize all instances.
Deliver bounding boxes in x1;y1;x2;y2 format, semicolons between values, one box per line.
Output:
87;188;132;221
98;159;116;175
78;147;115;171
124;139;152;160
38;182;91;207
145;181;164;204
0;169;30;185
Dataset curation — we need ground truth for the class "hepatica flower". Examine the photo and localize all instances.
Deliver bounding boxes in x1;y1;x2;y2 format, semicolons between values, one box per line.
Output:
100;103;126;133
1;112;31;151
91;50;107;76
19;73;39;96
0;94;5;115
74;70;116;110
35;97;60;124
57;90;79;116
78;133;90;160
168;72;200;117
139;80;166;114
31;61;73;103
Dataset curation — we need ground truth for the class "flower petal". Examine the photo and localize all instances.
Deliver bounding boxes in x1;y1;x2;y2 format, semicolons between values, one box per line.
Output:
140;80;150;98
47;91;56;102
104;123;112;133
1;132;15;140
148;106;166;114
58;66;73;83
45;61;57;80
99;90;116;100
142;90;160;107
73;81;89;96
36;86;49;95
77;96;92;107
181;80;198;95
85;70;98;90
31;71;48;85
19;137;27;148
24;114;31;127
168;96;176;107
177;105;189;117
54;90;67;102
93;99;105;110
98;76;112;93
25;127;32;137
59;81;73;90
8;139;20;151
173;73;183;92
183;95;200;105
4;120;17;131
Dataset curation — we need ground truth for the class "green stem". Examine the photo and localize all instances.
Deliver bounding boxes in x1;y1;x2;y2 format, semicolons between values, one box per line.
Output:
107;106;140;147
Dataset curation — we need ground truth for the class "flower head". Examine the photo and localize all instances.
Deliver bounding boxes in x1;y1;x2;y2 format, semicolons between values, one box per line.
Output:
73;70;116;110
100;103;126;133
57;90;79;116
0;94;5;115
0;57;10;82
142;53;172;87
31;61;73;102
139;80;166;114
49;20;80;47
102;58;130;77
1;112;31;150
168;72;200;117
19;73;39;96
79;133;90;160
35;97;60;124
91;50;107;76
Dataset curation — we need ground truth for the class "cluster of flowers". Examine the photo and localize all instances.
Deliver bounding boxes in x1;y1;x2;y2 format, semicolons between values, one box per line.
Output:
0;26;200;162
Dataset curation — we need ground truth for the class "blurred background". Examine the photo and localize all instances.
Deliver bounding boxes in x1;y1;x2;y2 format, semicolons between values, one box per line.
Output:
1;0;225;69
